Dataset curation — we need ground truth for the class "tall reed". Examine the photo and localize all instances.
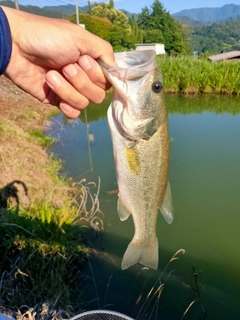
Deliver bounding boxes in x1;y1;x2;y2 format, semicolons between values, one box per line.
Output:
157;55;240;95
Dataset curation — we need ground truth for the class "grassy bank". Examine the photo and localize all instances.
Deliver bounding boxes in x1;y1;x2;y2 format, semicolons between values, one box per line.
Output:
0;76;102;319
157;55;240;95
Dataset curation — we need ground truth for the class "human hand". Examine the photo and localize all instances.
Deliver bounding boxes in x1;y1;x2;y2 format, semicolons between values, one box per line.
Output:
2;6;115;118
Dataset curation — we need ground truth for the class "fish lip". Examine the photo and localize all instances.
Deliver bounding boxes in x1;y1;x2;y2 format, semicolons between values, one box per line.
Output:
98;50;157;80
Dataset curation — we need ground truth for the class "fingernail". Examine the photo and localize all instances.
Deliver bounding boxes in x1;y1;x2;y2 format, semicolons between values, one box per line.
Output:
46;74;62;88
63;64;78;77
60;103;74;113
79;55;93;71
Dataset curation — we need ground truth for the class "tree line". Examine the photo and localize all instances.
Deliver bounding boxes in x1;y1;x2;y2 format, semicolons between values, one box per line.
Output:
67;0;191;54
76;0;240;56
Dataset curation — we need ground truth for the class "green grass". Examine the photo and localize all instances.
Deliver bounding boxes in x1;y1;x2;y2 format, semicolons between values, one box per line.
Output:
0;204;87;315
29;130;57;147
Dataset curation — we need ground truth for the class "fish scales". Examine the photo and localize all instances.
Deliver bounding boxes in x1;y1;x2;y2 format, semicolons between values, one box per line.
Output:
99;50;174;270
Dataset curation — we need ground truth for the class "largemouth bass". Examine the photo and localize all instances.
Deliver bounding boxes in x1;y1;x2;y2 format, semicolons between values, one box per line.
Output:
99;50;173;270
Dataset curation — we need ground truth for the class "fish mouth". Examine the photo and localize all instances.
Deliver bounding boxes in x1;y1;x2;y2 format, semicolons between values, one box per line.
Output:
111;79;156;141
98;50;157;81
99;50;159;141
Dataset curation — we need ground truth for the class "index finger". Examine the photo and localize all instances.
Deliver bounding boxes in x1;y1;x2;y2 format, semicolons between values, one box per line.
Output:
76;28;115;66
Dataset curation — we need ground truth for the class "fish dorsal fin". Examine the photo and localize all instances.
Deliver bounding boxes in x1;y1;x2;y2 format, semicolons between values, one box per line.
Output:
117;198;131;221
160;181;174;224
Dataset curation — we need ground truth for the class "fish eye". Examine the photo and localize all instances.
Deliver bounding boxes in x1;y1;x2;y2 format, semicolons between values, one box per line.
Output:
152;81;163;93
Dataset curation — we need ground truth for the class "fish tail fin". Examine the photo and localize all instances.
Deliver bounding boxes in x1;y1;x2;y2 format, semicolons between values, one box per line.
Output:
121;238;159;270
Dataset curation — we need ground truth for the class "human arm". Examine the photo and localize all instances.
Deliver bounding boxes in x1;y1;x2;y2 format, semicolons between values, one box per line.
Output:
1;6;115;118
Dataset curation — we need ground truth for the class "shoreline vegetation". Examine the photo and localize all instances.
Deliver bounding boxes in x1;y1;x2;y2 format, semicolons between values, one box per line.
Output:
0;76;103;319
158;56;240;95
1;53;240;318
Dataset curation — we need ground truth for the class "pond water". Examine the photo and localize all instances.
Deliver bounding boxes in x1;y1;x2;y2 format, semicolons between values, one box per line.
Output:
47;94;240;320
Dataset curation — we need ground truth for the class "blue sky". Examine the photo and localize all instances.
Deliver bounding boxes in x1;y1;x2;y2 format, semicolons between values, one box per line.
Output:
18;0;240;14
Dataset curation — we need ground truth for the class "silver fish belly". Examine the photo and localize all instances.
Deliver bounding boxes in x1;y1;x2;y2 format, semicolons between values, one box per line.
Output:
99;50;173;270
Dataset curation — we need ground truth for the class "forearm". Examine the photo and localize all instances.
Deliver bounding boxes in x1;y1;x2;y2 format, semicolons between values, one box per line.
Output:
0;6;12;75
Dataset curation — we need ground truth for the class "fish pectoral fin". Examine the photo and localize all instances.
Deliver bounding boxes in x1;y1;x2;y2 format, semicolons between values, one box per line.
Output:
117;198;131;221
160;181;174;224
121;238;159;270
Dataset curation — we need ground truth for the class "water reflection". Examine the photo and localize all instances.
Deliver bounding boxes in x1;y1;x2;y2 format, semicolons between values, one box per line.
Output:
167;94;240;115
78;93;240;122
47;94;240;319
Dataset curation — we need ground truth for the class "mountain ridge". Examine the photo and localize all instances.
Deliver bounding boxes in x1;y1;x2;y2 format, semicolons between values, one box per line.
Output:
42;4;89;16
173;4;240;23
1;1;239;25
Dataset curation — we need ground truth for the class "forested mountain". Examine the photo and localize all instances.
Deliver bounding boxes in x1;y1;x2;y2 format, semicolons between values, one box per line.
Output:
174;16;210;27
42;4;88;16
191;19;240;55
42;4;137;19
173;4;240;23
172;4;240;55
0;0;63;17
0;1;87;17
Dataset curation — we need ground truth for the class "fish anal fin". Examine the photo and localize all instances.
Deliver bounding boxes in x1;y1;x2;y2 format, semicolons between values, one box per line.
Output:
117;198;131;221
121;238;159;270
160;181;174;224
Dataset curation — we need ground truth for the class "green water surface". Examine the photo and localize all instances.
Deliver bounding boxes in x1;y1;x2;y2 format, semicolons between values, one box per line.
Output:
48;94;240;320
